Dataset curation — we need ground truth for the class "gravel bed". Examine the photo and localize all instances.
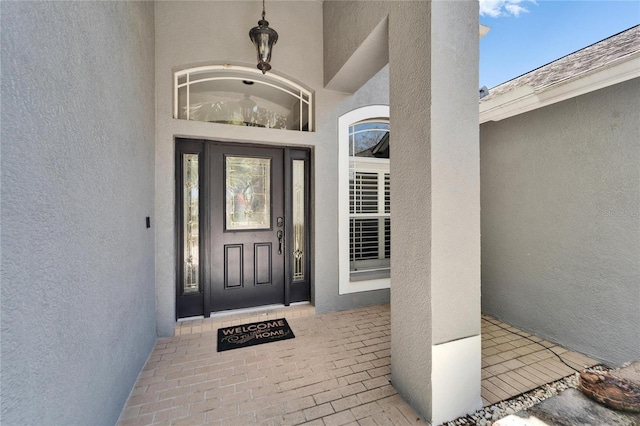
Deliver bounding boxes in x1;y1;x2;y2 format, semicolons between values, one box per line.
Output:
440;366;610;426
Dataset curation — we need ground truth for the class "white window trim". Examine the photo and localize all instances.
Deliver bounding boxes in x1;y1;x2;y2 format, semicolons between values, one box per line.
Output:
338;105;390;295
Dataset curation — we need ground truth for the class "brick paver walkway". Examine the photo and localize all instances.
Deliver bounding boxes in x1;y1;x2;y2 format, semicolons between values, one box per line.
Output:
480;315;598;405
118;305;598;425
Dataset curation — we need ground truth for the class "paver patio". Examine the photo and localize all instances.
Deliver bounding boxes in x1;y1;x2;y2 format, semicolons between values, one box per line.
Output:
118;304;598;425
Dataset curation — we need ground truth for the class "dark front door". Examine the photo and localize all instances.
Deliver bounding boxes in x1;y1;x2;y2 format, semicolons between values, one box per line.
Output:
176;140;311;319
209;143;285;312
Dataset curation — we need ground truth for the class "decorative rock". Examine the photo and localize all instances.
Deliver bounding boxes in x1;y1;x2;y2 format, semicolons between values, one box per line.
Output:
440;366;612;426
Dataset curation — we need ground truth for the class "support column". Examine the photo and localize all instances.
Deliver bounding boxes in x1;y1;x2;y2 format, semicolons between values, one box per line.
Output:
389;1;481;424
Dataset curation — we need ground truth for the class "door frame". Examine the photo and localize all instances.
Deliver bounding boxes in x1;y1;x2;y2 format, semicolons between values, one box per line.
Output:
175;138;312;319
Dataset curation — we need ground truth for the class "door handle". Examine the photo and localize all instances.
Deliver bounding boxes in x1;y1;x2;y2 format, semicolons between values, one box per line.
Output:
277;230;283;255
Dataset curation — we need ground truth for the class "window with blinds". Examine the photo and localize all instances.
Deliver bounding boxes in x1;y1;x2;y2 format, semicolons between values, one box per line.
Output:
348;120;390;278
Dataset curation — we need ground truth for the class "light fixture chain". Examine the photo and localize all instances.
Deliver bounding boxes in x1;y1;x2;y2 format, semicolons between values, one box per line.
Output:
262;0;266;20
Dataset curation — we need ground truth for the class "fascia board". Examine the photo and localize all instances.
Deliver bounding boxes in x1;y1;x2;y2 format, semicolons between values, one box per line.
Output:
480;53;640;124
479;86;536;123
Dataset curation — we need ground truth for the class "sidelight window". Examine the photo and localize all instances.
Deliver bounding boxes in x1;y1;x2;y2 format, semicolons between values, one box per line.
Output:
292;159;306;281
183;153;200;294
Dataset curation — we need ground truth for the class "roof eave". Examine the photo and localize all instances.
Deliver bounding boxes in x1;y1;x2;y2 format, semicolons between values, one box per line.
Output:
480;52;640;124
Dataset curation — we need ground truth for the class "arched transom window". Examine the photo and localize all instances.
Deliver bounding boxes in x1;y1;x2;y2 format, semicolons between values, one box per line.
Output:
174;65;313;131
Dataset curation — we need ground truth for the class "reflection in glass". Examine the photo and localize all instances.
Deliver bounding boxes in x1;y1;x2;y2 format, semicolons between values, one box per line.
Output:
183;154;199;294
181;95;288;129
174;66;313;131
226;157;271;230
293;160;305;281
349;121;390;157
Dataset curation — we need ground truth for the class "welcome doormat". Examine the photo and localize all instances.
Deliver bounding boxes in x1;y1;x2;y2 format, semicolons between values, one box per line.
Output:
217;318;295;352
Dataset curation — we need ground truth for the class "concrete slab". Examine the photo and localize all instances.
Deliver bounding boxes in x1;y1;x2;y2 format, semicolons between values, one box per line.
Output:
495;388;640;426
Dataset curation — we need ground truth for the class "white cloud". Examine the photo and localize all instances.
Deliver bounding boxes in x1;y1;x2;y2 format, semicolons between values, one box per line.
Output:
504;3;529;16
480;0;536;18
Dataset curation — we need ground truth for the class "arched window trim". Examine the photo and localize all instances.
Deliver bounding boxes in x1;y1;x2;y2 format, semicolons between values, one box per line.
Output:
338;105;390;295
173;64;313;131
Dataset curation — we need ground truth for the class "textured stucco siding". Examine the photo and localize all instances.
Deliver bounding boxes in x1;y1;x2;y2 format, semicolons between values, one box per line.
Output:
388;1;435;417
155;1;390;336
480;79;640;367
1;2;157;425
323;1;392;88
428;0;481;345
325;1;482;421
388;1;481;420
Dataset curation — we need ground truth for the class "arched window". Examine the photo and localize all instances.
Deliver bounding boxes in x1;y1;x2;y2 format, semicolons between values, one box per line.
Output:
174;65;313;131
338;106;390;294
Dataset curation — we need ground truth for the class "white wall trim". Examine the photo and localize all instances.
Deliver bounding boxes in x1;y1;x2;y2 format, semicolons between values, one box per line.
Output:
480;53;640;124
431;335;483;425
338;105;390;295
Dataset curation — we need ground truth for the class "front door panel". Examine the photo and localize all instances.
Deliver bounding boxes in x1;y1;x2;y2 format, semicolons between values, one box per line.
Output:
176;139;311;319
209;144;285;312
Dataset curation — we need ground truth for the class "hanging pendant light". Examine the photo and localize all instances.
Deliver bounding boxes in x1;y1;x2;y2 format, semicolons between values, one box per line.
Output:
249;0;278;74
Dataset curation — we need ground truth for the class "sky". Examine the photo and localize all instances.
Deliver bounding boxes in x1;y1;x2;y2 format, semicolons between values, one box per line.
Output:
479;0;640;89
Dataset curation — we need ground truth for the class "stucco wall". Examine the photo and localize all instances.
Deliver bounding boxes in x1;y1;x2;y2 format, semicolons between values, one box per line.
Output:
323;1;392;89
1;2;156;424
428;0;481;345
480;79;640;367
323;2;482;421
154;1;390;337
388;1;481;420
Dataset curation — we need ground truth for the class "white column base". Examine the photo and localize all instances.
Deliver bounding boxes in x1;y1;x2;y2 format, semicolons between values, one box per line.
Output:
431;335;483;425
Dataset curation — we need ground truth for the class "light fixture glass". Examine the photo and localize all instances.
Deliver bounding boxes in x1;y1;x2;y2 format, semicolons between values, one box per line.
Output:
238;94;257;125
249;0;278;74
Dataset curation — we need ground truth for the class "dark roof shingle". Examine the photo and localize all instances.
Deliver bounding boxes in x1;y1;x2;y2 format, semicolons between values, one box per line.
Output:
481;25;640;102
